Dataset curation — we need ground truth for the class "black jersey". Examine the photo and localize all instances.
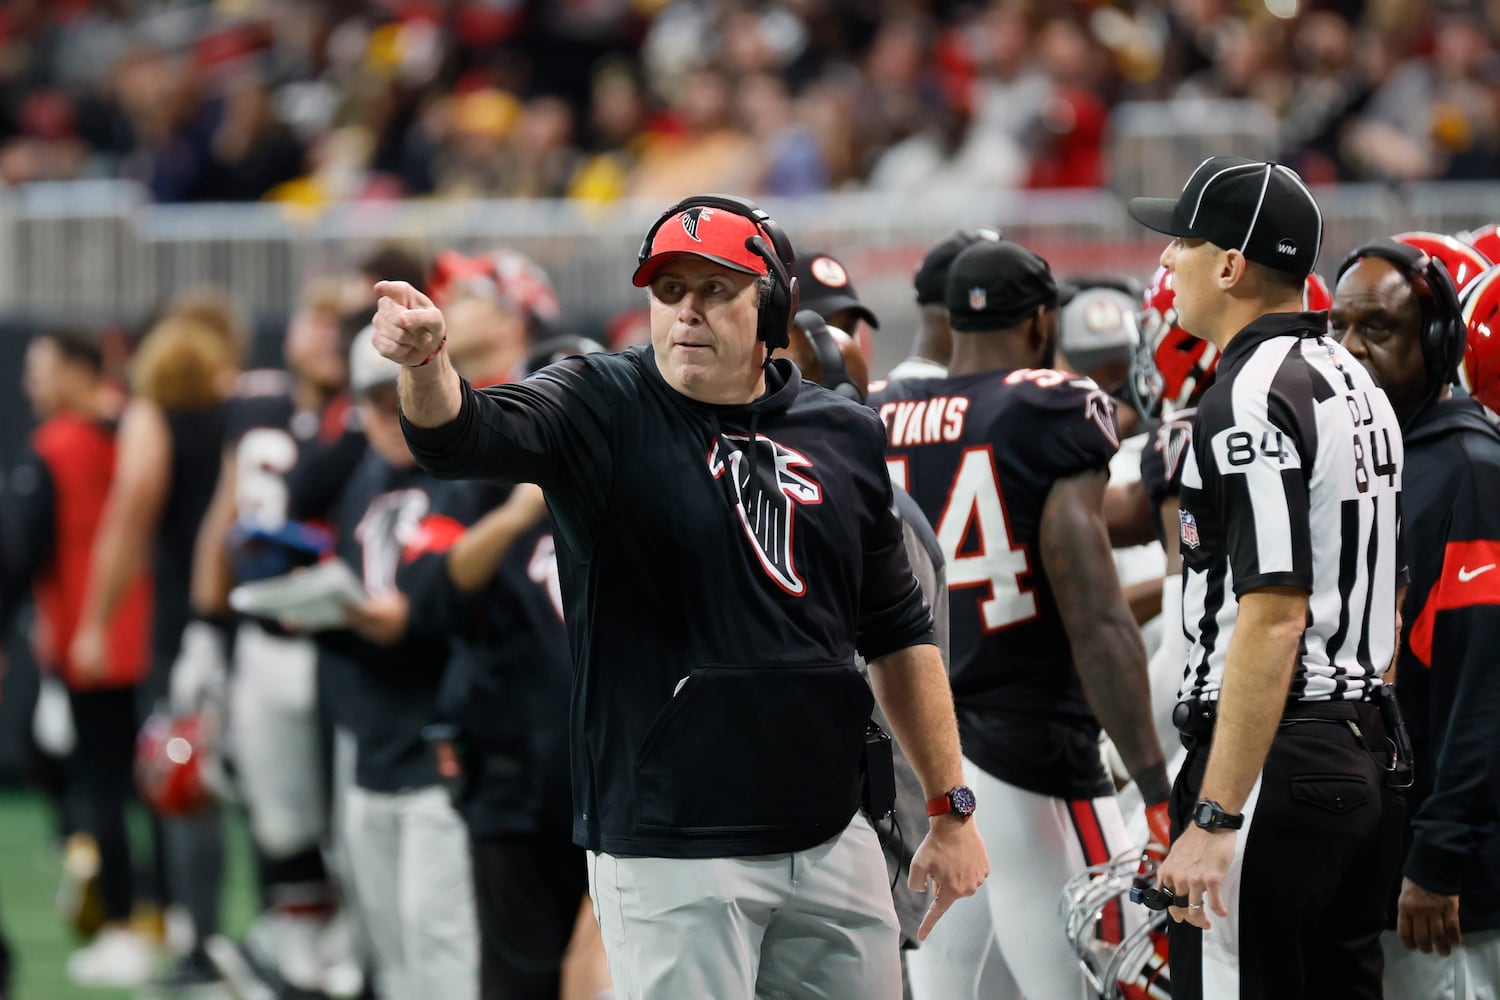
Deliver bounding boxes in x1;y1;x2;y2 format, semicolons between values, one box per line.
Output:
287;393;367;523
317;453;456;793
868;367;1120;798
397;481;573;839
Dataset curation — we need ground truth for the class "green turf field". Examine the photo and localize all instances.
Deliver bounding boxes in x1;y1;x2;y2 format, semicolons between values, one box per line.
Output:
0;788;256;1000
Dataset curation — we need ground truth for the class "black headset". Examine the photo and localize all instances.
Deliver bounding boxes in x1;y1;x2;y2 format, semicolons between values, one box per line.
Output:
637;194;799;350
794;308;864;402
1336;238;1465;395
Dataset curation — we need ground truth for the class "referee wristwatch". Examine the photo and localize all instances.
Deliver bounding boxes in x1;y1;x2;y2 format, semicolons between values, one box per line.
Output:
1191;799;1243;832
926;786;977;819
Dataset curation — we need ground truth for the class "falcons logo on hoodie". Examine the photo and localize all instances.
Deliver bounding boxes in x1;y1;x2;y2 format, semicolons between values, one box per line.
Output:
708;434;822;595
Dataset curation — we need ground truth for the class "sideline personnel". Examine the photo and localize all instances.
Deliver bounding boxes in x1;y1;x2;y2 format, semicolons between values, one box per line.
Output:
373;194;988;1000
1332;242;1500;996
1130;157;1407;998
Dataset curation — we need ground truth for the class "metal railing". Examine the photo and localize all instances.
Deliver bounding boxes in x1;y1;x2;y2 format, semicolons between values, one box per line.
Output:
2;177;1499;372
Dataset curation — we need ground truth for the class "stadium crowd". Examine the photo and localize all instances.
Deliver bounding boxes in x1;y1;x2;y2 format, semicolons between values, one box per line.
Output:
1;0;1499;204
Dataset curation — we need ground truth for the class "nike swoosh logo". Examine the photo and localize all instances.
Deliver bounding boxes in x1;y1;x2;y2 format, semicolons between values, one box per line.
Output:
1458;564;1497;582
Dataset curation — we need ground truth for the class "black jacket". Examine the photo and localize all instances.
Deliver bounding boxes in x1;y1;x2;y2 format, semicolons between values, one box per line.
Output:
403;347;934;858
396;480;574;839
1396;393;1500;932
317;452;454;793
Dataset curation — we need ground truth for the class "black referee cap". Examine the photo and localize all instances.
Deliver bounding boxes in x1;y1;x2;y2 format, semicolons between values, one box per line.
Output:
1128;156;1323;279
914;228;1001;306
945;239;1059;332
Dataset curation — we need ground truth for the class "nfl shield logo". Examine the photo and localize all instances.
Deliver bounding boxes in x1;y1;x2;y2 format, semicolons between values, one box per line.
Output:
969;286;987;310
1179;510;1200;549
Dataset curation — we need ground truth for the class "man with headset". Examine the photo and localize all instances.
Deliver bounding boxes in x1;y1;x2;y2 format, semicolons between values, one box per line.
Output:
1331;239;1500;997
369;194;988;999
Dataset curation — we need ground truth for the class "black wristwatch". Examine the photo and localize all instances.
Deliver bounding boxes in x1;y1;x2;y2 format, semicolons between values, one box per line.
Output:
1191;799;1243;831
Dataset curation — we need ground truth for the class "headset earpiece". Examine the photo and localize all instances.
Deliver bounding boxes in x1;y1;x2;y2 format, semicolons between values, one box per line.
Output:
1336;239;1465;395
639;194;797;351
795;308;862;401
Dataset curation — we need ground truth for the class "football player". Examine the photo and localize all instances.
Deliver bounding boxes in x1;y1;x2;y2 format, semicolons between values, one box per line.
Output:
869;239;1169;1000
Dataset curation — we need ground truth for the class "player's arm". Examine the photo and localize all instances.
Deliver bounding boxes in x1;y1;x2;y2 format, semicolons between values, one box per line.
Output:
189;453;238;616
1123;577;1165;625
445;485;549;593
72;398;172;679
1105;478;1157;547
1040;467;1170;807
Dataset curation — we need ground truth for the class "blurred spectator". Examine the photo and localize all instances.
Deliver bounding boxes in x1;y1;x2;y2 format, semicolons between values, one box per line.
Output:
626;66;757;198
2;0;1499;200
1347;10;1500;181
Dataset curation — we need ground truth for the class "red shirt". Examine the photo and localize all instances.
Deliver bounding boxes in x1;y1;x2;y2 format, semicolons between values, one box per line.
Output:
30;415;152;688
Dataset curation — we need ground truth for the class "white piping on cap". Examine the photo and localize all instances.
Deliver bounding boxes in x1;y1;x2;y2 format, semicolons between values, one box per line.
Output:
1242;164;1273;250
1187;162;1262;229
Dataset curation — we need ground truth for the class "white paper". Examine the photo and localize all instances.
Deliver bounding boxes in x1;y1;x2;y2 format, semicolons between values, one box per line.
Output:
229;560;367;631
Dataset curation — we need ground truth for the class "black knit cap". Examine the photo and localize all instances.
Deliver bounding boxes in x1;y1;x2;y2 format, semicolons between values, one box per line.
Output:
945;239;1059;332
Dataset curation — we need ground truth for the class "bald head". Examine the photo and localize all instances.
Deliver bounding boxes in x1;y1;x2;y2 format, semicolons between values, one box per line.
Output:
1330;256;1428;421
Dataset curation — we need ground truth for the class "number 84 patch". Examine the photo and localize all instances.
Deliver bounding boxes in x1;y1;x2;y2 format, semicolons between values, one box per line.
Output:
1211;426;1300;473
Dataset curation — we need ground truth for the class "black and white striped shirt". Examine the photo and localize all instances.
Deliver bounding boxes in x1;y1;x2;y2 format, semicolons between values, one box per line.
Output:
1178;311;1403;703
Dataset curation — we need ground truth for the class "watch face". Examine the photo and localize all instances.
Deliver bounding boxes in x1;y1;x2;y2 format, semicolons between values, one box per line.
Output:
950;786;977;816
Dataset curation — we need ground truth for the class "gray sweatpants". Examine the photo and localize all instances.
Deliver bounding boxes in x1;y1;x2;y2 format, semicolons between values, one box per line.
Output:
588;813;901;1000
343;784;477;1000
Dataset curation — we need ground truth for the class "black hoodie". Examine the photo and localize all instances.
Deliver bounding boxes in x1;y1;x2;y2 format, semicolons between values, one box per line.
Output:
1393;392;1500;933
402;346;934;858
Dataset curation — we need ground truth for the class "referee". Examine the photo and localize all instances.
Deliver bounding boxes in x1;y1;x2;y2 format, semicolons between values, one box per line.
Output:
1129;157;1407;998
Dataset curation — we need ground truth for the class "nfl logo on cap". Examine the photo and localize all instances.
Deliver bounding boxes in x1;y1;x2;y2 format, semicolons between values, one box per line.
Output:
969;287;987;310
1180;510;1200;549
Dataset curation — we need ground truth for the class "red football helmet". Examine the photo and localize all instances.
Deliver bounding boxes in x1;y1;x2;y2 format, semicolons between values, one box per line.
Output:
1461;263;1500;414
1460;224;1500;266
1392;231;1492;295
1302;272;1332;312
426;248;561;324
135;710;221;818
1131;266;1219;417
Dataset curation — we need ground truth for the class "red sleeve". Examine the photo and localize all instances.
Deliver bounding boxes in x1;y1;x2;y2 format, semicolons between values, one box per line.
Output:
1408;539;1500;667
400;514;467;565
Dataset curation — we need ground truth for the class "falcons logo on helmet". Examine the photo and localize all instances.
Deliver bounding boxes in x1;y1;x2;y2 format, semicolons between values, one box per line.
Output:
708;434;822;595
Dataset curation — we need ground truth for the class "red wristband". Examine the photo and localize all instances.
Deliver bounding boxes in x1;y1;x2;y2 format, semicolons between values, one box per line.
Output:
410;333;447;368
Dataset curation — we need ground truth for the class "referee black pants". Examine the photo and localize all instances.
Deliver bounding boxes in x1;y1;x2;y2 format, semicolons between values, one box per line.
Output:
1168;702;1405;1000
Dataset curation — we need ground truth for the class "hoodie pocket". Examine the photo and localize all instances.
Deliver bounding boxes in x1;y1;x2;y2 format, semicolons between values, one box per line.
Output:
633;662;874;833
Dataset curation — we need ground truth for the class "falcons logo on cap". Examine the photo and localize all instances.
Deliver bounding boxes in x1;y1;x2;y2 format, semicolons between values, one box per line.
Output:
681;207;712;242
708;434;822;595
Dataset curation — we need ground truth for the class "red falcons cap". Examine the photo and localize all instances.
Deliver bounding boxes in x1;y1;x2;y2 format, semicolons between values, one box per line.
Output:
633;206;770;287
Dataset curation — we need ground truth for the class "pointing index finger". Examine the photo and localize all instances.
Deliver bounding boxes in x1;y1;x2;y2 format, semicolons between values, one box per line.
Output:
373;280;435;311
